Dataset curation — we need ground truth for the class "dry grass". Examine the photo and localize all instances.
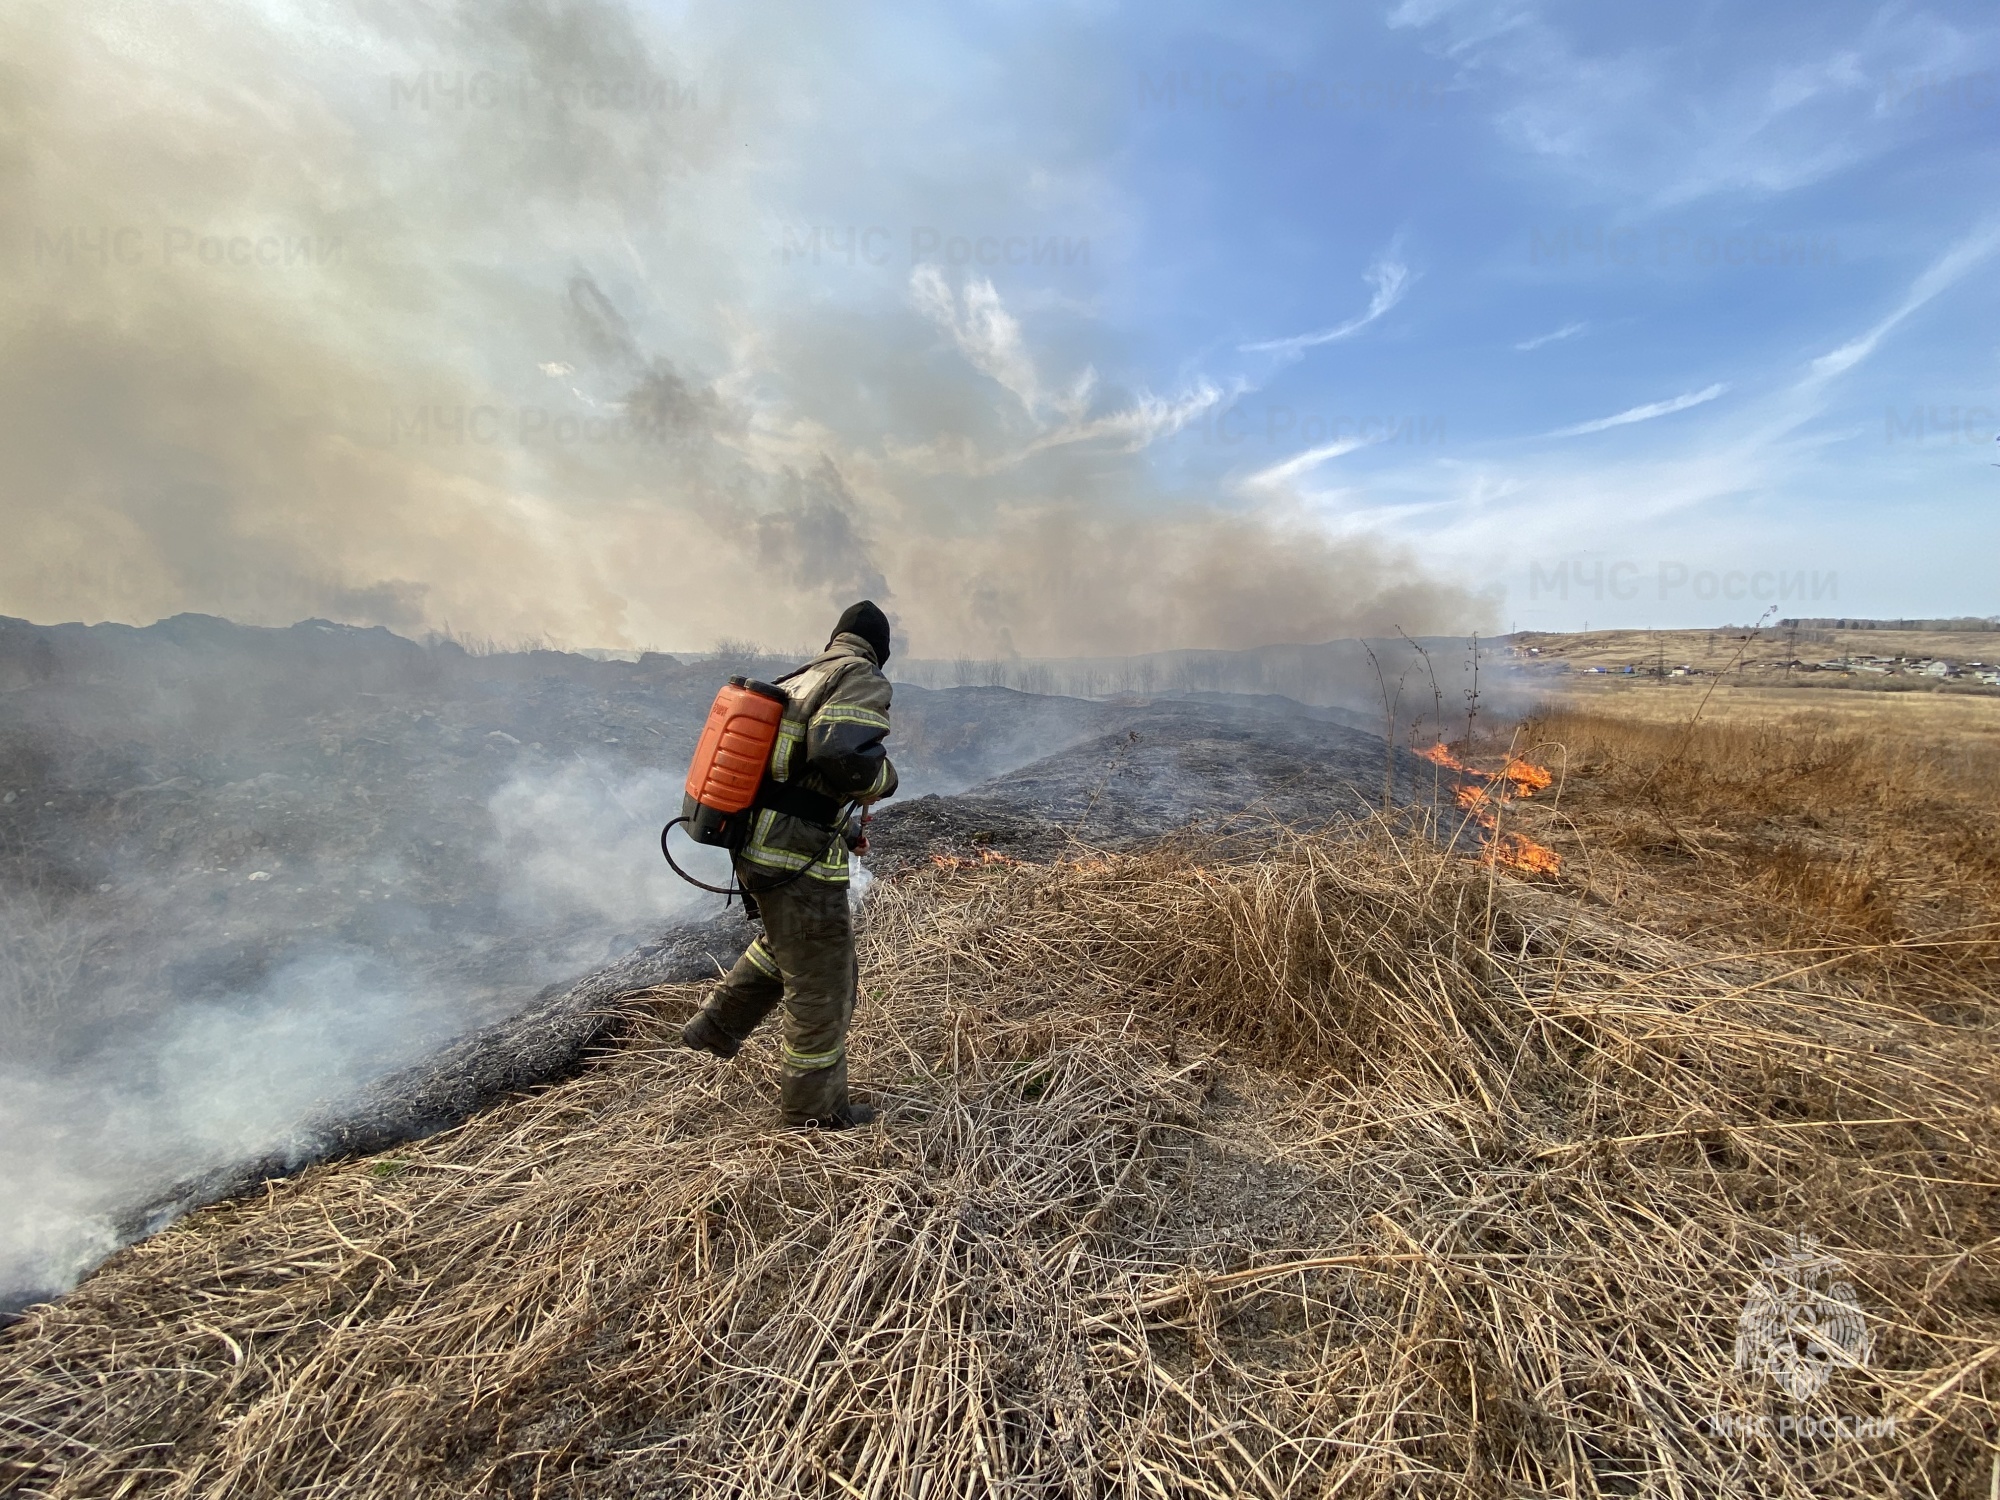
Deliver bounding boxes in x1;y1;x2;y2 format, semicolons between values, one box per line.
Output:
3;817;1996;1498
1513;705;2000;968
1546;679;2000;752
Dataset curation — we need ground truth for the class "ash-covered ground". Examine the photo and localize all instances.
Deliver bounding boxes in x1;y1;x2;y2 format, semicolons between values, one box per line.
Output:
0;614;1426;1313
869;697;1433;872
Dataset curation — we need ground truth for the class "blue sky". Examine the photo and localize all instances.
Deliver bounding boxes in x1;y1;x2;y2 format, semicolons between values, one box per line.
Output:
741;0;2000;632
5;0;1996;648
1130;0;2000;628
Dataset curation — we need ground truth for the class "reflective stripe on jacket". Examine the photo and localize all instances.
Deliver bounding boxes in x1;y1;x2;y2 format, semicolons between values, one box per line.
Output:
738;631;898;885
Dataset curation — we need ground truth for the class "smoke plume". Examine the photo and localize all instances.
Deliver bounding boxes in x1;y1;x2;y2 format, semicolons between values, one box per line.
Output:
0;727;730;1306
0;0;1491;657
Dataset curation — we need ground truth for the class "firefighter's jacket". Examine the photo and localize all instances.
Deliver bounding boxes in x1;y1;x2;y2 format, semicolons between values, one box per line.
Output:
737;631;897;887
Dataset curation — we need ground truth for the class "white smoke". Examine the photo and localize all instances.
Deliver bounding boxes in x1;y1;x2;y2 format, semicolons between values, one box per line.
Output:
486;756;732;940
0;755;731;1309
0;948;457;1302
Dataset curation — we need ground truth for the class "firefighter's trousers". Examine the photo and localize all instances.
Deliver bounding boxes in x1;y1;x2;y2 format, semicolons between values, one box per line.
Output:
700;873;857;1123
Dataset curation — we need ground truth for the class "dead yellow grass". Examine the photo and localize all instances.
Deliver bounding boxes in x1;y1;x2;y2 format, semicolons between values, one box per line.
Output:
1550;677;2000;750
1506;702;2000;971
3;822;1996;1497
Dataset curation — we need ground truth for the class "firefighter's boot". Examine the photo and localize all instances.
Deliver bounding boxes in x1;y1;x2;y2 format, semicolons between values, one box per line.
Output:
679;1010;741;1060
790;1100;878;1131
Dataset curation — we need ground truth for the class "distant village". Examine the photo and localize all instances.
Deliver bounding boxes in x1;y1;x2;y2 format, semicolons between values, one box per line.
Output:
1510;616;2000;691
1516;651;2000;687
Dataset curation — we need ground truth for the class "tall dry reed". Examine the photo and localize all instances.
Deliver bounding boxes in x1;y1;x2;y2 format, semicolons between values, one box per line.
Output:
2;823;1995;1497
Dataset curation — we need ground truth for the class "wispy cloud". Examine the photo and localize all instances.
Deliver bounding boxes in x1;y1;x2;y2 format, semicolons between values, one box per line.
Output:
910;264;1042;413
1388;2;1987;209
902;266;1225;472
1345;218;2000;579
1802;219;2000;386
1238;435;1379;491
1240;246;1415;356
1547;382;1728;437
1515;320;1588;352
1021;381;1226;460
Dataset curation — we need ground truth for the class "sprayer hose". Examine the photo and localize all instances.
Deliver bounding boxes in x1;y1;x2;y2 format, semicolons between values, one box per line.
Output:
657;817;743;896
658;816;845;899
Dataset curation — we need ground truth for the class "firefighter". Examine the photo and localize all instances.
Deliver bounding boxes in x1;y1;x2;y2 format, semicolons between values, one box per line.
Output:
679;601;898;1128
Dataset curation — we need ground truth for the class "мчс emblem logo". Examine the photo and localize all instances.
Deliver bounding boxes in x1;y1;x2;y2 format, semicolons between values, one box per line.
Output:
1734;1234;1876;1402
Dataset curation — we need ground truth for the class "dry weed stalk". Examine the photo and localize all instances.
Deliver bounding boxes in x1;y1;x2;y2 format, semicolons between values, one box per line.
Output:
1;822;1995;1497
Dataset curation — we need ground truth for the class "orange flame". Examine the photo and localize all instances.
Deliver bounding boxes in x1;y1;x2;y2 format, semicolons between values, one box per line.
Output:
930;849;1024;871
1490;831;1563;877
1417;743;1562;876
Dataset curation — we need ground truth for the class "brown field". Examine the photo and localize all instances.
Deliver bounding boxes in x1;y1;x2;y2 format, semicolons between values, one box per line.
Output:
1500;673;2000;960
1513;623;2000;681
1542;675;2000;745
3;681;1997;1498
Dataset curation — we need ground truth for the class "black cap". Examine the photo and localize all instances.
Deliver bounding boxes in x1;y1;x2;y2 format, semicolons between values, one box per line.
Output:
830;600;891;664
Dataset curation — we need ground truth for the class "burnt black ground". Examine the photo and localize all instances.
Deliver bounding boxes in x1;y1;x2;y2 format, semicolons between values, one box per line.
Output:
0;614;1427;1314
869;700;1434;873
0;616;1413;1057
0;615;1139;1063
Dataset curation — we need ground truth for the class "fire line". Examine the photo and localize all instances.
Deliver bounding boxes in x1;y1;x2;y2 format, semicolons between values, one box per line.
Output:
1417;744;1563;876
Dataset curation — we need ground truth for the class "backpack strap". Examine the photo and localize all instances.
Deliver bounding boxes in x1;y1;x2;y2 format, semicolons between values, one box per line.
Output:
756;780;844;829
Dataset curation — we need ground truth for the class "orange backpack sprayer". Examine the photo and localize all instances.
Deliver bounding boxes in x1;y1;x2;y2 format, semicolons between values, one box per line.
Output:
659;676;788;895
683;676;787;846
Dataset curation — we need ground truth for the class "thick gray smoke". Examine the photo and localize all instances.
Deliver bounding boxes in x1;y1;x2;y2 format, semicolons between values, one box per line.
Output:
0;734;723;1306
0;0;1491;657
